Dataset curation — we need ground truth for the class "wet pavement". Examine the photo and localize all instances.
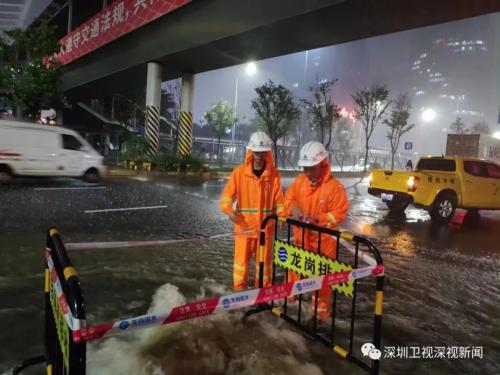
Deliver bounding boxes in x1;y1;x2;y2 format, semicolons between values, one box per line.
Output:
0;175;499;374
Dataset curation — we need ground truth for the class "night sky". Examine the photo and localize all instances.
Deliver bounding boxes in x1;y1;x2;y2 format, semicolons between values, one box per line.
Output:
190;12;500;155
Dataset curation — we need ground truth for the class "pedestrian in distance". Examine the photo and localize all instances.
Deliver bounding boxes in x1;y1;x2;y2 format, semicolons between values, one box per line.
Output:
406;159;413;171
284;141;349;319
220;131;285;291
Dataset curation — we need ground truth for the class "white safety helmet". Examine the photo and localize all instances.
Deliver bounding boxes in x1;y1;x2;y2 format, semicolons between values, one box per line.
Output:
298;141;328;167
247;131;272;152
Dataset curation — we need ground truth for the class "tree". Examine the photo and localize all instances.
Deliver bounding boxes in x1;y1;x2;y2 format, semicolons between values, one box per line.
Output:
161;79;181;149
251;80;300;164
301;78;340;151
203;100;237;167
0;22;65;120
450;116;466;134
333;118;356;171
470;121;490;135
352;84;390;172
114;93;145;132
384;94;415;170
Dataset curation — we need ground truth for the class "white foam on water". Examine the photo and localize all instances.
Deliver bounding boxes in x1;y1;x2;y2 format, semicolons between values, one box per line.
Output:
87;282;324;375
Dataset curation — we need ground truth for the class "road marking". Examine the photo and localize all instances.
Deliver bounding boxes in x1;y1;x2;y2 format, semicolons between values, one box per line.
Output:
130;176;150;182
34;187;107;191
84;205;168;213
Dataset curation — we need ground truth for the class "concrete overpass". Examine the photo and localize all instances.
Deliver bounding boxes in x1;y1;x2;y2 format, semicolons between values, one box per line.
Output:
63;0;500;98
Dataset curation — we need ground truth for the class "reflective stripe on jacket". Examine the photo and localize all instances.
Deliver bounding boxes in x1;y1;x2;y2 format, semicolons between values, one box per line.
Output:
220;149;284;237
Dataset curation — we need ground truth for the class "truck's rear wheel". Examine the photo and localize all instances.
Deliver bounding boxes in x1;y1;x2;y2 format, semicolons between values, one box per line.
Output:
430;192;457;223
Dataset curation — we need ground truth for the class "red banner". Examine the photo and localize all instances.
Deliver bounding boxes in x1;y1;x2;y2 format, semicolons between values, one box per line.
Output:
56;0;191;65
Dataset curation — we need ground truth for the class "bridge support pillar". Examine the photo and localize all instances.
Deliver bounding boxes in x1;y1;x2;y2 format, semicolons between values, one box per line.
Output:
177;73;194;157
145;62;162;158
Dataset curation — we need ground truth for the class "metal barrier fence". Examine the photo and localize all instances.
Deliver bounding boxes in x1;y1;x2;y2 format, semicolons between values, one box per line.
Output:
13;224;383;374
247;215;385;375
44;227;87;374
13;228;87;374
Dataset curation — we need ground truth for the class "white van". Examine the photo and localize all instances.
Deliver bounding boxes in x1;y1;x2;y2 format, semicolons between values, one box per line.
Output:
0;120;105;183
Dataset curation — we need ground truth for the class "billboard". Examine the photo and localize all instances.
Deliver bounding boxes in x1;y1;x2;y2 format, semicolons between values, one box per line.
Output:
56;0;191;65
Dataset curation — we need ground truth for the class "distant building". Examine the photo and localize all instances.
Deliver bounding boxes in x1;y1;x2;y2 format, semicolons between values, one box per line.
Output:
410;17;500;124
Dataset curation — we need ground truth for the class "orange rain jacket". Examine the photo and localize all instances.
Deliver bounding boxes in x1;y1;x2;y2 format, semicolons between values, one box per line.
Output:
220;149;284;237
220;150;284;289
284;158;349;317
284;158;349;255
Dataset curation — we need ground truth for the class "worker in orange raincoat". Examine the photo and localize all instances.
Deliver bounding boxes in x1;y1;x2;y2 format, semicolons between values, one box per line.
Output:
220;131;284;290
284;141;349;319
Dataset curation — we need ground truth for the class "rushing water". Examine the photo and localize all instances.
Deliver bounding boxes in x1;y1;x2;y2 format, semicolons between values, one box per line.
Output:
1;177;499;374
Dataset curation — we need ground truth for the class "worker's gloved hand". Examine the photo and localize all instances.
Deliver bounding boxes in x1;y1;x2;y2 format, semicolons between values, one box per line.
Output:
291;206;305;221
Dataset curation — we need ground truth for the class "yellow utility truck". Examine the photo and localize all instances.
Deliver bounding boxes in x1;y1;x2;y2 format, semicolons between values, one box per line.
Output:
368;156;500;223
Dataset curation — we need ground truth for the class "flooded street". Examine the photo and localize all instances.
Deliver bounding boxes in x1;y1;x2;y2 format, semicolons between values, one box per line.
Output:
1;175;499;374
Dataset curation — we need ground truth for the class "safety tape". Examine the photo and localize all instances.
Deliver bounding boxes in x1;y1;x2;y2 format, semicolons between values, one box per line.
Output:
65;229;258;251
67;263;384;343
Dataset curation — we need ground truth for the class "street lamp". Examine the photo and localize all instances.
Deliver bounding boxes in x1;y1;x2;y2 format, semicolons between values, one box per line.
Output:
493;131;500;140
419;108;437;155
233;61;257;143
422;108;436;122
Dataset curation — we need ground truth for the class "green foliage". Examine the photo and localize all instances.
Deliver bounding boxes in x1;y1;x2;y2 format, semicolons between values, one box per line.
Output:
203;100;237;167
0;22;65;119
179;154;205;172
251;80;300;164
153;153;179;171
301;78;340;149
121;135;149;162
384;94;414;169
203;100;237;138
352;84;391;171
153;153;205;172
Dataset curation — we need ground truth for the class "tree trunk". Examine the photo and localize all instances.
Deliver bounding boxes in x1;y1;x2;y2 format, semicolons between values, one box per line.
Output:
363;140;369;172
391;152;395;170
218;137;222;168
273;143;279;168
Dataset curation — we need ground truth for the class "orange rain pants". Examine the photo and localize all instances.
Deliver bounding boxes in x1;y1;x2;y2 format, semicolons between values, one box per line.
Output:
220;150;284;290
284;160;349;318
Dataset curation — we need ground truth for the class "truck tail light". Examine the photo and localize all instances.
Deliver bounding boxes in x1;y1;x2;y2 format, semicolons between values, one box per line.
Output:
407;175;420;192
368;172;373;186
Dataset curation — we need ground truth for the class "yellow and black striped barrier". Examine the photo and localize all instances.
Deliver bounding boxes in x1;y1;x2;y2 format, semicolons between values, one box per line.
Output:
177;111;193;157
42;227;86;375
145;105;161;158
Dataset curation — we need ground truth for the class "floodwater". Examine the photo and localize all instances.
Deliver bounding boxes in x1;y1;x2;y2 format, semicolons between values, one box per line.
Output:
0;176;499;374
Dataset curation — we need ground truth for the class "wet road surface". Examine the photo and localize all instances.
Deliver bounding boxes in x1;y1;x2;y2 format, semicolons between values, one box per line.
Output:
0;175;499;374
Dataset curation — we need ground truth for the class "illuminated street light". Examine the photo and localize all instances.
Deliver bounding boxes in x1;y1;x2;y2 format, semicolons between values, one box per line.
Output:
422;108;436;122
245;61;257;76
493;131;500;139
